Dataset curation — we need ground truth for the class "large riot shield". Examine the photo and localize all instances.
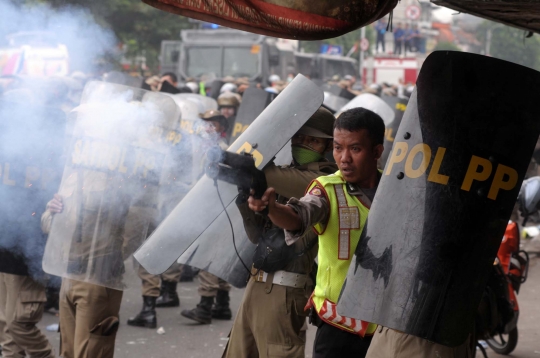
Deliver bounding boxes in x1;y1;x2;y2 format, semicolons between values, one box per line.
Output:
337;93;394;126
337;52;540;347
42;82;181;290
380;97;408;165
166;95;210;186
0;101;65;278
176;93;218;112
134;74;323;276
229;87;271;144
177;141;294;288
323;92;348;114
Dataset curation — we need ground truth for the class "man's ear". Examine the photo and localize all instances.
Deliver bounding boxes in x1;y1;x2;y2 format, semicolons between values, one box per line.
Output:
324;140;333;153
373;144;384;160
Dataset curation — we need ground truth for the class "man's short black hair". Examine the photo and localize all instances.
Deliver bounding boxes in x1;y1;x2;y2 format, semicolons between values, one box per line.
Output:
335;107;385;146
161;72;178;83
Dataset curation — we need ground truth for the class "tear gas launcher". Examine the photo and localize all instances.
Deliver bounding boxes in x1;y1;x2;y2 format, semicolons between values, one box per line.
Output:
205;146;268;211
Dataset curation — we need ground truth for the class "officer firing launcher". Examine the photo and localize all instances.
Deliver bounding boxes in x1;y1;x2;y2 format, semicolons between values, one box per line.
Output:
205;146;268;207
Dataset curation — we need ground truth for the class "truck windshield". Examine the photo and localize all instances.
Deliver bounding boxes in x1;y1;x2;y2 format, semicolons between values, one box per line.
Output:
186;47;222;77
186;46;259;78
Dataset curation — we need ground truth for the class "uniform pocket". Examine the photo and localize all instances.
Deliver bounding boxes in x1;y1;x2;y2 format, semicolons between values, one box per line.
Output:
267;342;304;358
15;290;47;323
88;316;119;358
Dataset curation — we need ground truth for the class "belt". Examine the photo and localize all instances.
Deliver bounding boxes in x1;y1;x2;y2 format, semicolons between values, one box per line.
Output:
251;267;308;288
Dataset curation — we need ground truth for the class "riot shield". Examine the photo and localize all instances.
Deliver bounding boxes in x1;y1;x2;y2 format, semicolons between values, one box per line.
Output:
176;141;293;288
209;80;225;100
166;95;212;186
134;74;323;275
337;93;394;126
380;97;408;165
42;81;182;290
176;93;218;112
337;51;540;347
229;87;271;144
0;101;65;278
323;92;348;114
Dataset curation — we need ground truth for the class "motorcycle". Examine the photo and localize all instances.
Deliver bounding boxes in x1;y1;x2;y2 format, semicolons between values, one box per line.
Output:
475;175;537;357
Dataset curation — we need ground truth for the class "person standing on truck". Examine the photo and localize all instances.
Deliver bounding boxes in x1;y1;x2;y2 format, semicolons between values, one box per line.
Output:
393;23;404;56
375;20;387;53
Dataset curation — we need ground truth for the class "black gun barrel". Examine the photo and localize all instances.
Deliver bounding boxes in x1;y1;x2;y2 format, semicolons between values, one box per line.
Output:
211;165;253;189
207;146;255;171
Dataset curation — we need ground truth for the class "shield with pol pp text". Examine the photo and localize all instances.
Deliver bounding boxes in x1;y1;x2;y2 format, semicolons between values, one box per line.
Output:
134;74;324;276
337;51;540;347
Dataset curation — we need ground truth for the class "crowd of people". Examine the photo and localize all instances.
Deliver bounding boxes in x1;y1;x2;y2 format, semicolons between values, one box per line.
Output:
374;19;425;56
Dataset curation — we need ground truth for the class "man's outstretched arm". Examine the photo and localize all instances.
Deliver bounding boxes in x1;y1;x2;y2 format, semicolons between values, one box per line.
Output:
248;187;302;232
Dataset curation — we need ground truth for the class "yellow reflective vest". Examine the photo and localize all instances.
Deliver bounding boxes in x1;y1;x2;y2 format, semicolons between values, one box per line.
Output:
307;170;377;336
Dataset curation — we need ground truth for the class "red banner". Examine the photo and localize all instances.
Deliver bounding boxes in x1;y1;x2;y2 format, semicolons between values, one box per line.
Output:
143;0;397;40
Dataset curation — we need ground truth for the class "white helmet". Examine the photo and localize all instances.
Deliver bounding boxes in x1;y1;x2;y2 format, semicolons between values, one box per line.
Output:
186;82;199;94
220;82;238;93
268;74;280;84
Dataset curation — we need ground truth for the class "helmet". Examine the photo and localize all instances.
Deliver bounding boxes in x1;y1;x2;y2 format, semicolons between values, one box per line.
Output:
217;93;240;107
199;109;229;131
220;83;238;93
297;107;335;139
268;74;280;84
186;82;199;93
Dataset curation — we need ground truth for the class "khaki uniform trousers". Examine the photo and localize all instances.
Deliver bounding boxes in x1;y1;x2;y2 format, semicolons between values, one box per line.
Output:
137;262;182;297
198;270;231;297
223;277;308;358
0;273;54;358
366;327;473;358
59;279;123;358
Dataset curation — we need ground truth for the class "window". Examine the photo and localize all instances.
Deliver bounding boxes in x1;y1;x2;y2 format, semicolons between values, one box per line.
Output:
186;47;221;77
223;47;259;77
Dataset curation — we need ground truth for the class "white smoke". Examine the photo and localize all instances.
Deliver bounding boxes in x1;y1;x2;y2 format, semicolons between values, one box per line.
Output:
0;0;116;73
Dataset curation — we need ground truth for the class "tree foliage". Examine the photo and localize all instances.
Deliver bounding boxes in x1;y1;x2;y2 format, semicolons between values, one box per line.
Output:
476;20;540;71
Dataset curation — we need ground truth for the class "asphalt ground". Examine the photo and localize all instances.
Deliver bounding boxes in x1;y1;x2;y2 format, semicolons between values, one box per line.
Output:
37;255;540;358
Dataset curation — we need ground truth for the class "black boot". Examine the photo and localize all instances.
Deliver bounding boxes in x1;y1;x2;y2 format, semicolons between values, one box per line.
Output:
127;296;157;328
156;281;180;308
181;296;213;324
212;290;232;320
179;265;195;282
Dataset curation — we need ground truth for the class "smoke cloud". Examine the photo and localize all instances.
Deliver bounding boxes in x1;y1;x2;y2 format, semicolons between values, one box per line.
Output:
0;0;116;74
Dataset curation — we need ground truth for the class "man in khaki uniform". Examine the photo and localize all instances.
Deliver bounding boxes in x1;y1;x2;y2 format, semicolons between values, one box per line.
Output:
0;274;54;358
223;107;337;357
127;242;183;329
43;184;156;357
217;93;240;142
181;109;234;324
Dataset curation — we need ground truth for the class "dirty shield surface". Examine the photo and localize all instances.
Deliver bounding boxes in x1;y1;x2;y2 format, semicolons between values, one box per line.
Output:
337;51;540;347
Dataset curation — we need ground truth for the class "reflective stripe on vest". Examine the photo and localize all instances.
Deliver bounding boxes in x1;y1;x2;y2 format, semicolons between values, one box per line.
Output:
307;171;377;336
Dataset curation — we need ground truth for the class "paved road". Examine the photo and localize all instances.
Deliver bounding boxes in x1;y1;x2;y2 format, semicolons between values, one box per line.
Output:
38;255;540;358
